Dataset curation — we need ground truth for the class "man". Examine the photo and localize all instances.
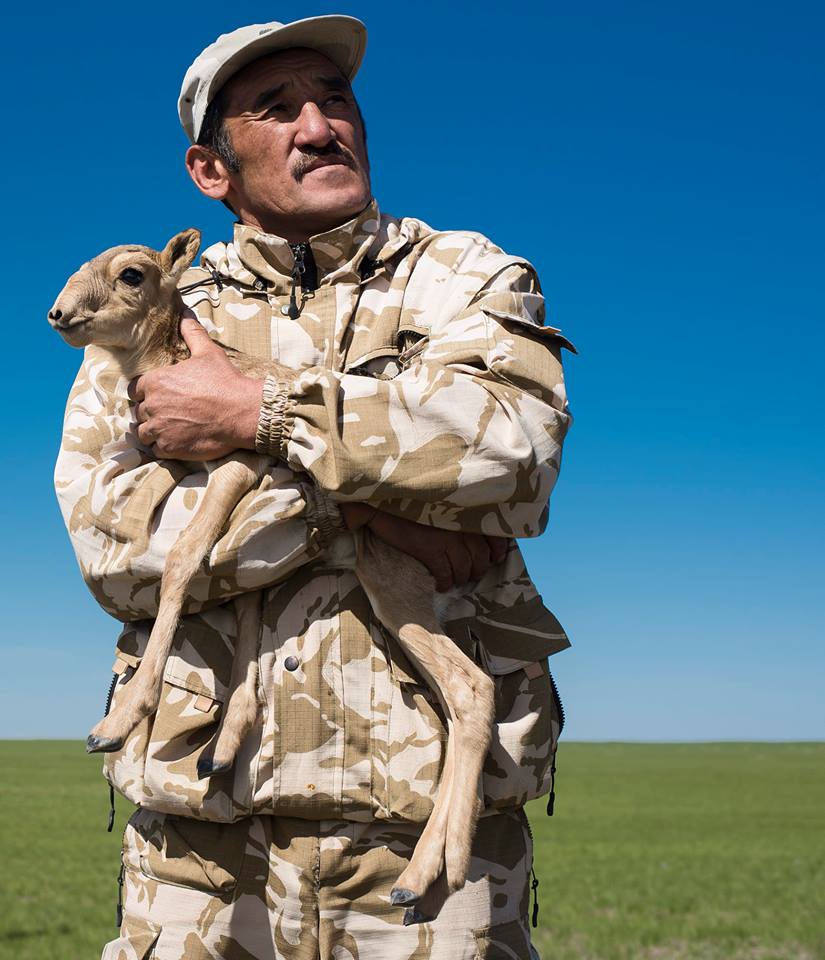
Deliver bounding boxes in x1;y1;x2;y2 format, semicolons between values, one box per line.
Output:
55;15;574;960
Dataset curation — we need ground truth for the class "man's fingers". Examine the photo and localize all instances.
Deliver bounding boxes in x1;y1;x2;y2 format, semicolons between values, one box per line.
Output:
136;421;155;447
465;533;492;581
430;555;454;593
128;376;145;403
444;536;472;588
180;316;215;357
487;536;509;565
341;502;378;532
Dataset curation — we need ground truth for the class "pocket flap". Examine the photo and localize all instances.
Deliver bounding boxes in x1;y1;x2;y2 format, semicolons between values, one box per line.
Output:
100;915;161;960
482;295;578;355
115;613;232;701
114;621;150;666
449;597;570;675
163;614;233;702
113;651;141;673
133;810;248;894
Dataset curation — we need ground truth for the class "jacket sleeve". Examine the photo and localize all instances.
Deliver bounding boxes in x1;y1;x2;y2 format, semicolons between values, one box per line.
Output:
256;262;574;537
53;347;341;622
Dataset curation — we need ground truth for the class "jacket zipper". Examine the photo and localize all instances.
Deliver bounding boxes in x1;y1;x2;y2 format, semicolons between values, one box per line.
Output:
546;666;564;817
523;665;567;928
103;671;119;833
548;668;565;734
287;243;318;319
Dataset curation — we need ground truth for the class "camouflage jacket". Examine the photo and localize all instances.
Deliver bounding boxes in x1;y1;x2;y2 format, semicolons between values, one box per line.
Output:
54;200;574;823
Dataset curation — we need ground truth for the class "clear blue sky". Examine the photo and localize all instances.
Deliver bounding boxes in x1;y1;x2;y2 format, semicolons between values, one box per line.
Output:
1;1;822;740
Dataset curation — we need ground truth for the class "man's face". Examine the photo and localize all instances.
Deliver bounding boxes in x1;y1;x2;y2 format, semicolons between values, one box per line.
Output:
216;48;371;238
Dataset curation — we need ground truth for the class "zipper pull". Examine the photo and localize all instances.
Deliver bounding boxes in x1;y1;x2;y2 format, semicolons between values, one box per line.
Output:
546;759;557;816
292;243;307;279
288;244;306;319
288;278;300;319
530;867;540;928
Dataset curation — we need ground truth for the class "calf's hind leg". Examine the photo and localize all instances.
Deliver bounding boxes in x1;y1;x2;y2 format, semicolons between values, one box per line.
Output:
356;533;495;905
87;453;268;753
388;620;494;902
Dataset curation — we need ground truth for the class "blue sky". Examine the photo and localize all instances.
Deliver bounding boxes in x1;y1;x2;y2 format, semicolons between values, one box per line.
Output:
1;1;822;740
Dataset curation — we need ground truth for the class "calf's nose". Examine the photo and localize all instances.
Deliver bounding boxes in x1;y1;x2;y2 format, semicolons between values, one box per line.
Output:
48;305;73;329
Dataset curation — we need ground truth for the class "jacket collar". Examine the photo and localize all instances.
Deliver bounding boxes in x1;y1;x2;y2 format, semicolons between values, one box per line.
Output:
231;199;381;290
196;200;427;296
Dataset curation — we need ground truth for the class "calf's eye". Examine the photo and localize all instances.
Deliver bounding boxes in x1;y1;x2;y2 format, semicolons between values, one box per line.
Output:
119;268;144;286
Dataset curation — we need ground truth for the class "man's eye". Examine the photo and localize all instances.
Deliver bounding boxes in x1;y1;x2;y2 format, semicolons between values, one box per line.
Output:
119;268;143;287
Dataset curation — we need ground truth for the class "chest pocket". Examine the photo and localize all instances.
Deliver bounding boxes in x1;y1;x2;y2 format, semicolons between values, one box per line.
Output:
345;276;430;380
344;326;428;380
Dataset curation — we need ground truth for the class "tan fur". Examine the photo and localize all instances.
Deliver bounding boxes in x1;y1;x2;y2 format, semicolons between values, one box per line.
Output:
49;229;496;907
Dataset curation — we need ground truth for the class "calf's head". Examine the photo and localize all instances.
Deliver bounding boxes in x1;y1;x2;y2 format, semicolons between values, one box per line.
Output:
48;228;201;350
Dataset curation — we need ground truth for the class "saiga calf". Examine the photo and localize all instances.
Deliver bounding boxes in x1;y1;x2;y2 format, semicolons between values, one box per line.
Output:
49;228;495;914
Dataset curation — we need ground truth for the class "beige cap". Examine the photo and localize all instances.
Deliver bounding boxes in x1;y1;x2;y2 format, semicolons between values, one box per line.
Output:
178;16;367;143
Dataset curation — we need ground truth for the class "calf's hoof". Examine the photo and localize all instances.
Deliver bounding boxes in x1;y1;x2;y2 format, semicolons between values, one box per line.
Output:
403;908;433;926
390;887;420;907
86;735;123;754
197;757;233;780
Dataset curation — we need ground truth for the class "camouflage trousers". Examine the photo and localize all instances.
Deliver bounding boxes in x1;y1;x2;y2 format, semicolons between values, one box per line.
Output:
102;806;541;959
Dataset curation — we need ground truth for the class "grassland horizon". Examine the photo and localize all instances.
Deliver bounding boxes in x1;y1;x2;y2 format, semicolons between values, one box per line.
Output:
2;741;823;959
7;737;825;743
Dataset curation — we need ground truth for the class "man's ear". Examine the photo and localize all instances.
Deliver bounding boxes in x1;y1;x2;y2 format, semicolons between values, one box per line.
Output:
160;228;201;278
186;144;233;202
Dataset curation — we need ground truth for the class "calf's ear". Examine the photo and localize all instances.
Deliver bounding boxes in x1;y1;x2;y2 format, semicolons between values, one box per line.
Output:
160;228;201;278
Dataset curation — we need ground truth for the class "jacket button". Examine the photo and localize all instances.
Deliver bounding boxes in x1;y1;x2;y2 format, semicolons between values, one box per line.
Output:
280;305;291;316
284;655;299;671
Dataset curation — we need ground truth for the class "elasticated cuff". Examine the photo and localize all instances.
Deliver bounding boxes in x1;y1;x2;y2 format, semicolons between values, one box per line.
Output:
254;374;294;458
304;484;346;548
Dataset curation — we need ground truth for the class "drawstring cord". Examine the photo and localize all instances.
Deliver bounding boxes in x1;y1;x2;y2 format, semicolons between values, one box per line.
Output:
178;269;225;296
116;858;125;927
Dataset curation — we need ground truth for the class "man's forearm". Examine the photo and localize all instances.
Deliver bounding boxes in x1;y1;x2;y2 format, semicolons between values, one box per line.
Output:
129;329;506;590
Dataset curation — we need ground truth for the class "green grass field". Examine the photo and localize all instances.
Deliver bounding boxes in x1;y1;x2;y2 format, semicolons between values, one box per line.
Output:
1;742;823;959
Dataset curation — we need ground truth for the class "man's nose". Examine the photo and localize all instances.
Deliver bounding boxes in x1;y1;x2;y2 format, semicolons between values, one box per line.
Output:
293;101;336;149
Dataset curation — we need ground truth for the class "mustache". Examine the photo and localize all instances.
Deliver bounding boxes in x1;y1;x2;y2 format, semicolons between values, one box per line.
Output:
291;143;357;181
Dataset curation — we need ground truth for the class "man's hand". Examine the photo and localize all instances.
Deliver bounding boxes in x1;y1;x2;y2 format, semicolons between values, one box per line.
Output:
132;315;264;460
340;503;508;591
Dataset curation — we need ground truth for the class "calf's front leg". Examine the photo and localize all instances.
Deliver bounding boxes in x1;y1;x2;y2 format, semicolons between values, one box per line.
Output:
197;589;263;778
87;452;268;753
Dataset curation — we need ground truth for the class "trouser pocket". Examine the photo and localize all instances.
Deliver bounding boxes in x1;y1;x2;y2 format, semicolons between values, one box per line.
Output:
127;808;250;895
100;912;161;959
473;918;535;960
